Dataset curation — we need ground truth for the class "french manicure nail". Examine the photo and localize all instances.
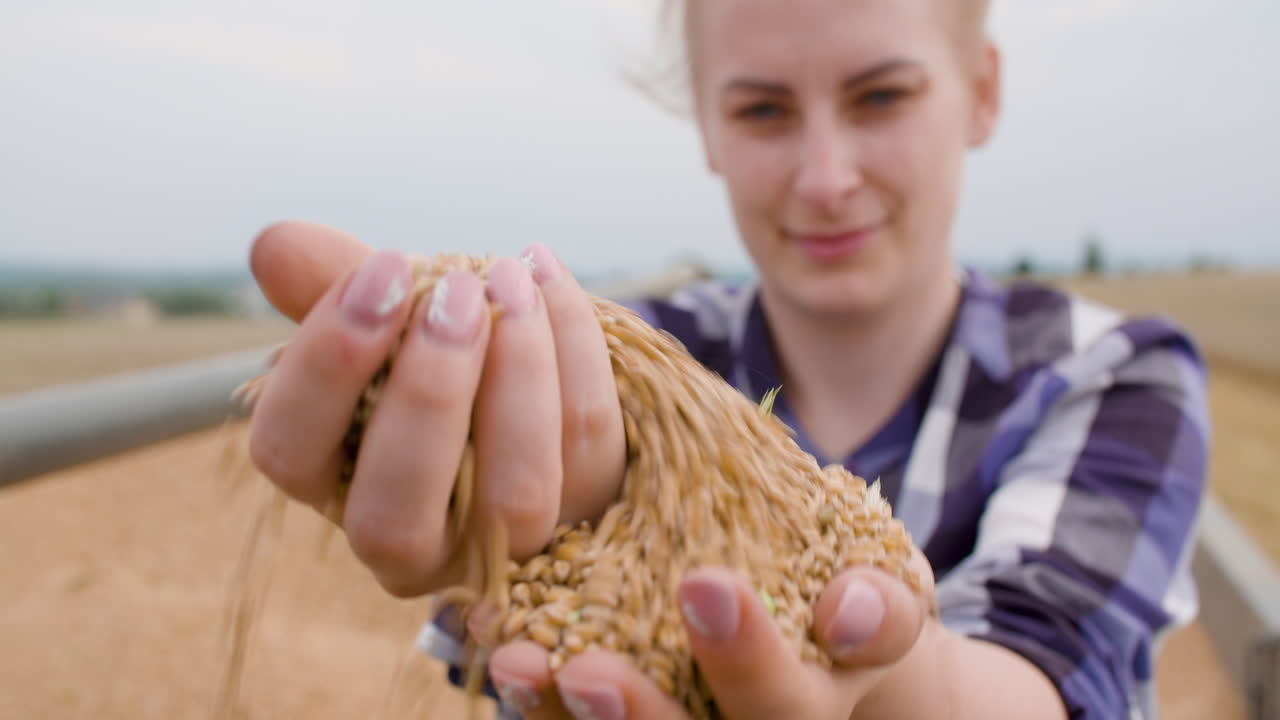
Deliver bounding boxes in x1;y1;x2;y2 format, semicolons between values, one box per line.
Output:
487;256;537;316
340;250;411;327
829;580;885;658
491;668;541;714
422;271;484;345
559;681;625;720
679;573;740;642
520;243;561;284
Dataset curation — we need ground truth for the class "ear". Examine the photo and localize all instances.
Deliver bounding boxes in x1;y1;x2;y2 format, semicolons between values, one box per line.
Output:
967;41;1002;148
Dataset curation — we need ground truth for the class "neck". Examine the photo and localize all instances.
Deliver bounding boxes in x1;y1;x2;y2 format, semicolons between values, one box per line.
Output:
762;268;962;463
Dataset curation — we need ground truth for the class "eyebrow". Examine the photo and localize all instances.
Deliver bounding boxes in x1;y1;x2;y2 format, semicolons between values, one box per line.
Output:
721;58;920;96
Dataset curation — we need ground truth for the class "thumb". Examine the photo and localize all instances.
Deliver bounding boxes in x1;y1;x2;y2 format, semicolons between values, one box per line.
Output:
814;548;934;668
678;567;817;719
249;221;372;323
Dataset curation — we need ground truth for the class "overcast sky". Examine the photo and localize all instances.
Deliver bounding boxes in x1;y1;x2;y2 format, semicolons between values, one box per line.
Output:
1;0;1277;275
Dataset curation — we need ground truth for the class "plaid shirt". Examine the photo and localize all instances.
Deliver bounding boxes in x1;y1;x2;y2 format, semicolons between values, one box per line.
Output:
421;267;1209;720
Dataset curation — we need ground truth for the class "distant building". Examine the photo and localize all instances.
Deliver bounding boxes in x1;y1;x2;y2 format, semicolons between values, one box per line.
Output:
64;289;158;325
110;297;159;326
83;293;159;326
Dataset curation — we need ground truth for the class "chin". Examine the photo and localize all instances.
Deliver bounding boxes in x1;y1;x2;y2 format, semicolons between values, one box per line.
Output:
771;267;894;319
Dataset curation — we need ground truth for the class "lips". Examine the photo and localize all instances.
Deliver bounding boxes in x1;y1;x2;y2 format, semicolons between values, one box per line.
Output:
789;226;878;262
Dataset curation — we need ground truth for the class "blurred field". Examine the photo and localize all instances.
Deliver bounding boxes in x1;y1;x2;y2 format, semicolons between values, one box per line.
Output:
0;317;293;396
1058;270;1280;380
2;269;1277;719
0;426;485;720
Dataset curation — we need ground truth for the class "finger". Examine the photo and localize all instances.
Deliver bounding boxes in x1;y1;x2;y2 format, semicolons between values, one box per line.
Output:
249;220;372;322
488;643;691;720
678;567;819;718
555;650;690;720
342;270;491;596
520;244;626;527
814;548;934;668
487;641;567;719
248;250;415;508
473;256;563;561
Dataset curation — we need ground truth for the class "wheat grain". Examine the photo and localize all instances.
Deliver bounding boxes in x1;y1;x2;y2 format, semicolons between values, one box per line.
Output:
234;252;928;719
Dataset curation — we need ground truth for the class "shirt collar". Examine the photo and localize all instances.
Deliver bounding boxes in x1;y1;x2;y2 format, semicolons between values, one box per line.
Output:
732;265;1011;391
726;265;1012;467
951;266;1013;383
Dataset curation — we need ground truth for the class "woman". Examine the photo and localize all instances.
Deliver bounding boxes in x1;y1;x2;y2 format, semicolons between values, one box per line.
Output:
246;0;1208;718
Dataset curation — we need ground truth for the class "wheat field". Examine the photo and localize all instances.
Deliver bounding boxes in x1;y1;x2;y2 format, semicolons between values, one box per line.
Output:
0;317;294;396
3;270;1275;720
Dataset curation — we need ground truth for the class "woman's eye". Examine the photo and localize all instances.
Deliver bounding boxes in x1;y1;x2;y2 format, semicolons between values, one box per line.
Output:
859;88;908;109
735;102;786;122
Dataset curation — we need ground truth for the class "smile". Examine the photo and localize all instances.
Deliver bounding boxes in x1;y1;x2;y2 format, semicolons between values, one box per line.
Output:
787;226;879;262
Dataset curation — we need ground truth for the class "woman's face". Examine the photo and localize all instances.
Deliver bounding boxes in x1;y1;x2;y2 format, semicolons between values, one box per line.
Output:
690;0;1000;320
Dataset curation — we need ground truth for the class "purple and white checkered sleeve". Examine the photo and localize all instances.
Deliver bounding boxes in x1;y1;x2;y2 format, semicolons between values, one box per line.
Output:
419;604;528;719
937;317;1209;719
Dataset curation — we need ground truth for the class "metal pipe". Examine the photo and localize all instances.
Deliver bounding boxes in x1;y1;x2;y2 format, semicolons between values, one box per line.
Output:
0;346;274;488
1192;495;1280;719
0;264;711;488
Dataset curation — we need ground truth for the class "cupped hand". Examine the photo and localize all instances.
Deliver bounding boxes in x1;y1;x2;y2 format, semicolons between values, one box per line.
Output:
245;221;627;596
484;550;937;720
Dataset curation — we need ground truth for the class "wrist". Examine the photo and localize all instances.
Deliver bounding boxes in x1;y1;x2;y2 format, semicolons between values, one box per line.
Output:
852;618;1069;720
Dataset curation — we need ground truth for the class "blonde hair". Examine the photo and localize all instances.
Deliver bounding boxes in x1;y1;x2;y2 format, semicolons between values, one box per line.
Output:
628;0;992;114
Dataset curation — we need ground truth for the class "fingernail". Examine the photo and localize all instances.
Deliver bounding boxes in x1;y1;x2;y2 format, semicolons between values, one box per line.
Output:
491;668;541;714
340;250;411;327
487;256;537;316
679;572;740;642
421;270;484;345
829;581;885;658
520;243;561;284
558;681;625;720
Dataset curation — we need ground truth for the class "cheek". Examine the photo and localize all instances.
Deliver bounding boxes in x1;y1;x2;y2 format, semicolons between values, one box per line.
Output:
719;136;790;212
855;127;923;229
868;115;965;233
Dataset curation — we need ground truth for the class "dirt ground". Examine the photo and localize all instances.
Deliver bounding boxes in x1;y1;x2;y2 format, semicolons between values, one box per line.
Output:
3;270;1276;719
0;426;485;720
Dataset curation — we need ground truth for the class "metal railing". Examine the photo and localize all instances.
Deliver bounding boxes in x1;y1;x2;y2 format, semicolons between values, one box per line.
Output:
0;346;272;488
1194;496;1280;719
0;265;706;488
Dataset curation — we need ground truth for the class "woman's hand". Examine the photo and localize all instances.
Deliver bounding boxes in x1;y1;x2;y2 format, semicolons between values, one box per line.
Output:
484;550;936;720
245;221;627;596
245;221;946;719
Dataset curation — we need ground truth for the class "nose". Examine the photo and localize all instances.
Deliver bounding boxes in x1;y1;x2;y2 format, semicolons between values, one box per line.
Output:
792;117;862;217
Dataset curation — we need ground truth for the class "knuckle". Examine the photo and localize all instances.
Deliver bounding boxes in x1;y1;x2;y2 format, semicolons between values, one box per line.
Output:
395;367;466;415
345;511;447;586
496;475;559;560
499;473;557;520
248;426;313;500
310;329;378;384
563;399;619;447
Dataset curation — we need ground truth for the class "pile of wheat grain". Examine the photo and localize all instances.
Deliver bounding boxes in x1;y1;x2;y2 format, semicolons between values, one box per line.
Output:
237;253;925;719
